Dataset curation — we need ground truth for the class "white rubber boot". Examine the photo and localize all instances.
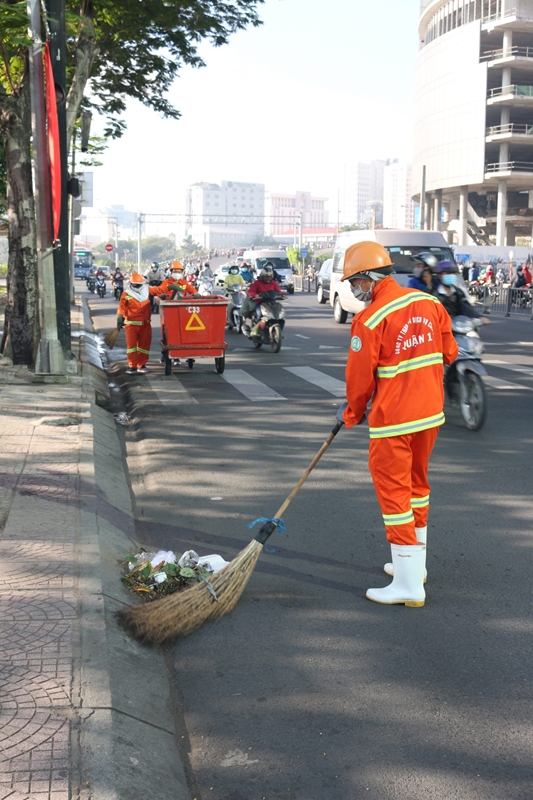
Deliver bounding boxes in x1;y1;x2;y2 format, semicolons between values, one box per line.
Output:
367;544;426;606
384;526;427;581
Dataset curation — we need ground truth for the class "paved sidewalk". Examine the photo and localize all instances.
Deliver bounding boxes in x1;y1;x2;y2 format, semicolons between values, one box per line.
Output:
0;301;190;800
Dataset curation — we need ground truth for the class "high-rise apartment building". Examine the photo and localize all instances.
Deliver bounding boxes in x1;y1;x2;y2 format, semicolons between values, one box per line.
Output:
343;160;386;225
383;160;416;229
184;180;265;248
414;0;533;246
265;191;329;235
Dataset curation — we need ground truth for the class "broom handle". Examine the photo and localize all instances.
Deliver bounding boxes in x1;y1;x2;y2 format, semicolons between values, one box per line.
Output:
254;422;343;544
274;422;343;517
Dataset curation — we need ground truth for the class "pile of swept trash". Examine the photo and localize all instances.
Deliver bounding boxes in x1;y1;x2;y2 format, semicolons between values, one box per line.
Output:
122;549;229;601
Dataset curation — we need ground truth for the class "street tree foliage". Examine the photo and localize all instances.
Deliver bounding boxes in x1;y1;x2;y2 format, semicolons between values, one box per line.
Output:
0;0;264;364
177;235;203;258
140;236;176;262
287;245;300;266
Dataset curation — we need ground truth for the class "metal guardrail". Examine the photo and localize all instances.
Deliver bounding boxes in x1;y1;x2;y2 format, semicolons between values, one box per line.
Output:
488;84;533;99
480;286;533;318
481;44;533;61
294;275;318;293
482;7;517;23
486;123;533;136
485;160;533;173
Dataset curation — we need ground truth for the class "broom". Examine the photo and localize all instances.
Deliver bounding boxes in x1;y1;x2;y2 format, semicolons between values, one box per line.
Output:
104;325;121;349
119;420;343;645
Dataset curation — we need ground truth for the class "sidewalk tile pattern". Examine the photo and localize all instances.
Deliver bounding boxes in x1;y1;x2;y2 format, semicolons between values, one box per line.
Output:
0;384;81;800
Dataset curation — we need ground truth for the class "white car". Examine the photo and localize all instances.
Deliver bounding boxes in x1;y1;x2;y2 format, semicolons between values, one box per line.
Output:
214;264;232;286
329;229;455;323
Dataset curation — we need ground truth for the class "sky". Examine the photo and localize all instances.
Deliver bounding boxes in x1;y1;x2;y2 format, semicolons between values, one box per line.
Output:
84;0;422;236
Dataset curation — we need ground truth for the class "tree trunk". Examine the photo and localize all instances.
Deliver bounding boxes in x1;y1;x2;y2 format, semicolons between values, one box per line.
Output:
66;16;98;152
0;78;39;365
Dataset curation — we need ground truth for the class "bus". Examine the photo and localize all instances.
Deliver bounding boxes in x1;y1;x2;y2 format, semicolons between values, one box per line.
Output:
73;249;94;278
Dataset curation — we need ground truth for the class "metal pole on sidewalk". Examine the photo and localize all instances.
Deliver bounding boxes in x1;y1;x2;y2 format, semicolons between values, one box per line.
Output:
137;212;142;272
45;0;71;358
420;165;426;231
27;0;65;374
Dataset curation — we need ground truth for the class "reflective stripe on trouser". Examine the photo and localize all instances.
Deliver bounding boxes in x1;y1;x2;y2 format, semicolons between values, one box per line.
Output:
368;426;439;545
125;322;152;368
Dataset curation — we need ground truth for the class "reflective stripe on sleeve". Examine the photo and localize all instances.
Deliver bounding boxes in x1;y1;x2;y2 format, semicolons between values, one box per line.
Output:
382;510;415;527
411;495;430;508
369;412;445;439
364;294;440;331
376;353;444;378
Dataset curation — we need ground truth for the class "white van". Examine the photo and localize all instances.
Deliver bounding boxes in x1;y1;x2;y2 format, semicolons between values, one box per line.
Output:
243;249;295;294
329;230;455;323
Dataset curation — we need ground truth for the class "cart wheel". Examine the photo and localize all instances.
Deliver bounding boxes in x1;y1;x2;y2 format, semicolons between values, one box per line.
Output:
187;359;195;369
215;355;225;374
164;352;172;375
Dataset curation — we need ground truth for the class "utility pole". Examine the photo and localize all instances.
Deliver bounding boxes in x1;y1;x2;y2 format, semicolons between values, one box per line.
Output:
28;0;65;374
420;165;427;231
137;212;143;271
45;0;71;358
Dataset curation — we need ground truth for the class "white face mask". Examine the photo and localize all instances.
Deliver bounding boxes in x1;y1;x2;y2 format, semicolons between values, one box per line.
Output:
351;281;374;302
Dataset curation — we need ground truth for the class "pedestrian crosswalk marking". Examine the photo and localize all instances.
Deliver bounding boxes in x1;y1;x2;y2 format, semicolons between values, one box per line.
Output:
185;312;206;331
484;375;532;392
147;376;199;404
484;359;533;378
222;369;286;401
283;366;346;397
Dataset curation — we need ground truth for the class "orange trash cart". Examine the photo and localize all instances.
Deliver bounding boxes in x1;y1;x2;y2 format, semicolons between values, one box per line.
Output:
159;296;229;375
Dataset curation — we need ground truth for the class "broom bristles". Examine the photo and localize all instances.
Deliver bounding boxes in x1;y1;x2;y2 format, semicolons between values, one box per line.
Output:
119;539;263;645
104;327;121;349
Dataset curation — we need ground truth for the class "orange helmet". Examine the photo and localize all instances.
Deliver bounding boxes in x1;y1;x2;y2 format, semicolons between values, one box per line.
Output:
171;260;183;272
130;272;144;283
341;241;394;282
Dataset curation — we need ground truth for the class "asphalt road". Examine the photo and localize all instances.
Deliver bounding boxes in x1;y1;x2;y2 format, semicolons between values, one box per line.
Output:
85;278;533;800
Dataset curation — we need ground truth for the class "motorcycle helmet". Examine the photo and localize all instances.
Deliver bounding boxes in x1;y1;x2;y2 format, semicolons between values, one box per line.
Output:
435;260;459;274
340;242;394;282
229;265;239;274
411;252;438;279
260;266;274;282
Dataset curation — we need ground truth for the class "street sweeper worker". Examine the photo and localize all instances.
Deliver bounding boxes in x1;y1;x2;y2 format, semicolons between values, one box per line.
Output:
336;241;458;608
160;261;199;298
117;273;176;374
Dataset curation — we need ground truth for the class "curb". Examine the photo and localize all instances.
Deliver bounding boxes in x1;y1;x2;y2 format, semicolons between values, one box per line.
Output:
76;298;192;800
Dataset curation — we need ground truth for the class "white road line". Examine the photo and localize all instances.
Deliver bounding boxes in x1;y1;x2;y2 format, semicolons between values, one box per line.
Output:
295;334;310;339
222;369;286;401
484;375;532;391
319;345;342;350
147;376;199;404
284;366;346;397
484;359;533;377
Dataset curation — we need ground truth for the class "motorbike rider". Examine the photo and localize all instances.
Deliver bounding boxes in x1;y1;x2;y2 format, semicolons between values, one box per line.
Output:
198;261;215;285
408;253;439;293
431;261;489;322
522;263;532;284
117;273;177;374
246;266;284;337
512;266;527;289
224;264;246;291
240;262;254;283
144;261;165;283
337;241;458;608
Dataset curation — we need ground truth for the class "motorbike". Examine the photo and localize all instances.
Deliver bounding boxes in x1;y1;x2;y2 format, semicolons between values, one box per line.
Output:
242;290;285;353
95;276;106;298
148;280;161;314
197;276;215;296
226;285;245;332
445;315;487;431
113;278;124;301
86;275;96;293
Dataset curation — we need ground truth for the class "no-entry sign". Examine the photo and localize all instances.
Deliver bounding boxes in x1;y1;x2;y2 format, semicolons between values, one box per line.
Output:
105;243;113;252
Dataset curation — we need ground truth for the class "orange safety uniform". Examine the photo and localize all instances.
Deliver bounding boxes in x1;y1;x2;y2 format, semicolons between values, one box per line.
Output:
118;284;167;369
343;276;458;545
160;277;198;297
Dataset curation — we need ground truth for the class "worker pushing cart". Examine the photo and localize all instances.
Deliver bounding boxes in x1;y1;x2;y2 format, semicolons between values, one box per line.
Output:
160;295;229;375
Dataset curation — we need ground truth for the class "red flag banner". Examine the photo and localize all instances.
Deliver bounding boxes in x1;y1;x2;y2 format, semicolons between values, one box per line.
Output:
44;43;61;242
